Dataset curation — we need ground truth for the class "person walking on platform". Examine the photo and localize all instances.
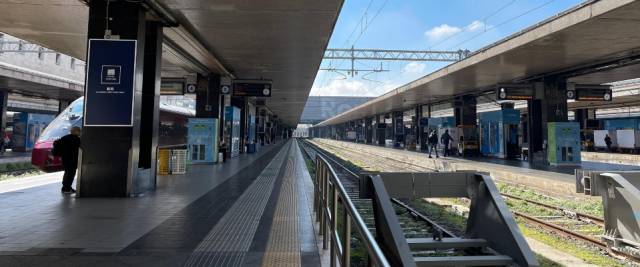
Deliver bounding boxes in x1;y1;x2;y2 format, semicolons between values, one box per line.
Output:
604;134;613;152
441;129;454;157
53;127;81;194
427;130;439;158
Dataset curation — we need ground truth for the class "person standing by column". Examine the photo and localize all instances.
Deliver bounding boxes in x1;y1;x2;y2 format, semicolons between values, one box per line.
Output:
53;127;81;194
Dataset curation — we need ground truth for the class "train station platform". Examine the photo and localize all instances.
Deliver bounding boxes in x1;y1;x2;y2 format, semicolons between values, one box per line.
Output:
371;142;640;176
0;140;322;266
310;139;639;198
472;156;640;175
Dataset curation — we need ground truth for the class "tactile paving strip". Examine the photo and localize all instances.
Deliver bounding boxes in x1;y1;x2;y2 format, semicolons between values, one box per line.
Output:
261;144;301;267
183;143;290;267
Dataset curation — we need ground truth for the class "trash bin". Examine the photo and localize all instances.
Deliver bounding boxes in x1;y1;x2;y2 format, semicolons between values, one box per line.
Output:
170;149;188;174
157;148;171;175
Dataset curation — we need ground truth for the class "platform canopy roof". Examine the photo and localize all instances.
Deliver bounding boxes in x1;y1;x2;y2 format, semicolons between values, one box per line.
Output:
316;0;640;127
0;0;343;127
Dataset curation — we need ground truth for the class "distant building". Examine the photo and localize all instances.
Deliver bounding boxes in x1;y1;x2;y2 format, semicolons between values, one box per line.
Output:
299;96;373;125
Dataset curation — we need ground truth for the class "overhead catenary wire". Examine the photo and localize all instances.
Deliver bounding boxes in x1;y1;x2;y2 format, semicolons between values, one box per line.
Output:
449;0;558;49
351;0;390;46
429;0;518;49
341;0;376;48
326;0;376;74
326;0;390;79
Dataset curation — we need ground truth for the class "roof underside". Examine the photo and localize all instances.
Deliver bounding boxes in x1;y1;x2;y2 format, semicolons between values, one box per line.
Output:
317;0;640;127
0;0;343;127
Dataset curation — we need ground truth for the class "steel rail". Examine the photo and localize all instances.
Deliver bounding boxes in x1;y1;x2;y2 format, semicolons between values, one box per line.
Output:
313;141;430;172
513;211;607;249
514;211;640;263
501;192;605;226
303;140;455;238
306;139;640;264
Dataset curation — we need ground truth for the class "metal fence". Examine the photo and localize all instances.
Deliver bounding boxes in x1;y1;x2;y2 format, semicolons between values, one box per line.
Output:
314;154;390;267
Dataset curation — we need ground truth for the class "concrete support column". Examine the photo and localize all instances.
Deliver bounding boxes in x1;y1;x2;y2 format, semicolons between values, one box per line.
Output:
357;119;364;142
136;21;163;194
454;95;477;127
195;74;221;118
415;105;423;150
454;95;478;157
421;105;431;151
575;109;586;129
230;96;247;152
527;99;543;159
393;111;403;147
0;91;7;142
379;114;387;145
257;108;265;145
365;117;373;144
541;77;569;127
574;108;595;129
527;77;569;164
221;94;231;146
79;0;155;197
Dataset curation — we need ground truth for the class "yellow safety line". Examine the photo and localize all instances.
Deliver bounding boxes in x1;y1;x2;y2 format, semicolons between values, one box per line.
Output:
262;144;301;267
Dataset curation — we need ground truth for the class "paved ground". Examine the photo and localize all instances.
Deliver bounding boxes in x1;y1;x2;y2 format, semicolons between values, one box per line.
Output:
0;140;322;266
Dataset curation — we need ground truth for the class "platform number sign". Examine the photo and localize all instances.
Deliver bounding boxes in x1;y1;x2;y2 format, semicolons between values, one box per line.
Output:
84;39;137;127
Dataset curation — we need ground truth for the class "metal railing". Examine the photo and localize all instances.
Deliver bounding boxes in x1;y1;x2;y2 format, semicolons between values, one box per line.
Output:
314;154;390;267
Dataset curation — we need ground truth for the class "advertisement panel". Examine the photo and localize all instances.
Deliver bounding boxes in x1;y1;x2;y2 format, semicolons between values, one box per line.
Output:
84;39;137;127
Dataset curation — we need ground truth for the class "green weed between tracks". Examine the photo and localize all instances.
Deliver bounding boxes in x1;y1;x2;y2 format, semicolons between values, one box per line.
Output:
519;222;625;267
307;141;625;266
498;183;603;218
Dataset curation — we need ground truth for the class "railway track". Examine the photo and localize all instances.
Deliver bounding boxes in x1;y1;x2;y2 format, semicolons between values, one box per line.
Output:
306;138;640;264
299;140;516;264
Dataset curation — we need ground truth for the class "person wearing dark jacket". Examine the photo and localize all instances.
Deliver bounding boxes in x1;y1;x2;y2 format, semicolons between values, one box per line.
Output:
427;130;439;158
604;134;612;152
441;129;454;157
55;127;81;194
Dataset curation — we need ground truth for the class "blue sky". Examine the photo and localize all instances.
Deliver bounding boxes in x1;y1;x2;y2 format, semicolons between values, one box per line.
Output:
310;0;585;96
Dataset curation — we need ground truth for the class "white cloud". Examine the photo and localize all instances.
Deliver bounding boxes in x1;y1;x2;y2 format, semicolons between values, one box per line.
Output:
402;62;426;74
310;78;398;97
424;21;488;44
424;24;461;41
466;20;486;32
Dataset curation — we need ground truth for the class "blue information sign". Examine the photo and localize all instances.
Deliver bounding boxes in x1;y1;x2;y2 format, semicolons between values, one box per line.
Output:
84;39;137;126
